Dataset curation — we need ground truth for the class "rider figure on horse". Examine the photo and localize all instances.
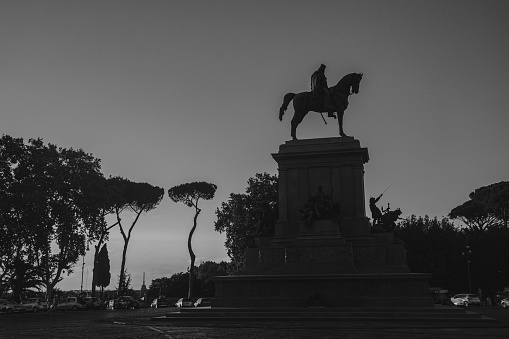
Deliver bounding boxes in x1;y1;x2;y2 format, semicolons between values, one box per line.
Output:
311;64;334;118
369;194;383;227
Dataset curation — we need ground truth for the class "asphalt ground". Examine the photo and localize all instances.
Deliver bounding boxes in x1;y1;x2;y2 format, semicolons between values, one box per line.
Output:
1;306;509;338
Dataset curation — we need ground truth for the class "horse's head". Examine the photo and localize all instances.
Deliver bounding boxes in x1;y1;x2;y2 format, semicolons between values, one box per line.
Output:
351;73;363;94
333;73;363;96
385;208;402;221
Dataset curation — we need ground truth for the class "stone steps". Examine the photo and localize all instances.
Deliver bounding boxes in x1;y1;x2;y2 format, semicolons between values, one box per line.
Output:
152;305;495;323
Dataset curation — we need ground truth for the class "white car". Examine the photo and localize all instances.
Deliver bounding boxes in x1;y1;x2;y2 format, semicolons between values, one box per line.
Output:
175;298;193;307
501;297;509;308
151;298;169;308
21;298;48;313
450;294;481;307
194;298;211;307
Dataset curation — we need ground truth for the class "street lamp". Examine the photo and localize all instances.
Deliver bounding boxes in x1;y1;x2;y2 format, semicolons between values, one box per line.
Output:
80;256;85;295
462;245;472;293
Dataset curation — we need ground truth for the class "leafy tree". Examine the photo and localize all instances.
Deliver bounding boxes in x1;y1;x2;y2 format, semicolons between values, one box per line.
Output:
469;181;509;227
0;135;105;299
397;215;466;291
147;261;228;300
463;225;509;294
195;260;228;296
147;277;169;299
0;200;17;295
195;260;228;280
449;199;498;233
0;135;34;294
214;173;278;272
168;181;217;299
448;181;509;296
148;272;189;300
35;140;105;298
117;268;133;296
95;244;111;299
111;177;164;296
8;258;44;303
166;273;187;297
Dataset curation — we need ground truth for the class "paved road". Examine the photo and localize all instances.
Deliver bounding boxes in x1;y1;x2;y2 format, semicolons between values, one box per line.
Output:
1;306;509;338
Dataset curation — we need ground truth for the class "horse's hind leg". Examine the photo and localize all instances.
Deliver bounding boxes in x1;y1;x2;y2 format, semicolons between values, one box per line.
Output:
290;110;306;140
337;109;347;137
290;117;299;140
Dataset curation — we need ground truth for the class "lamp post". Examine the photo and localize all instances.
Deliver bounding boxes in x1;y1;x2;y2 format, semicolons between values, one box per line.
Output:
462;245;472;293
80;256;85;295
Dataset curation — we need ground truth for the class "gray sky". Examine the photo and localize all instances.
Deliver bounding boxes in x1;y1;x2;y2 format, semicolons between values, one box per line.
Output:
2;1;509;291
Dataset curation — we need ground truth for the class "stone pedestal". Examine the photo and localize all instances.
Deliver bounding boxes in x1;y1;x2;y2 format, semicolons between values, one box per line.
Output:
213;137;431;308
272;137;371;242
213;273;432;308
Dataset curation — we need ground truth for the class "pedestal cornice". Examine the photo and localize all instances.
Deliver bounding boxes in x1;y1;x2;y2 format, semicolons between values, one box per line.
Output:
272;137;369;164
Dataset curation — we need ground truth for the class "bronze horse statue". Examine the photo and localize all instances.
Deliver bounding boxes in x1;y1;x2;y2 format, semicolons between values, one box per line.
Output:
279;73;363;140
372;207;402;233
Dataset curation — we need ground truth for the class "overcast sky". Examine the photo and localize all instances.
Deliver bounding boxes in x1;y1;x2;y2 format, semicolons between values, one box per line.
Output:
2;1;509;291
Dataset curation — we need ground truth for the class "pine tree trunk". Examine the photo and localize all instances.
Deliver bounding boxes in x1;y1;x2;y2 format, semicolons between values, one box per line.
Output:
118;241;129;296
187;208;200;299
91;244;100;297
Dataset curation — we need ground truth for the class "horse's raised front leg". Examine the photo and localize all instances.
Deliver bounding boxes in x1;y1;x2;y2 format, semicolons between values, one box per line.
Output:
337;109;348;137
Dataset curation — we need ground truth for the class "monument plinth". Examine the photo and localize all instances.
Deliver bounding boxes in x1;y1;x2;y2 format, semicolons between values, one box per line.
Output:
213;137;431;308
272;137;370;241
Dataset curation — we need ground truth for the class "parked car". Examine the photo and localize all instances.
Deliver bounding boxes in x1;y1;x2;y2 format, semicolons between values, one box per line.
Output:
113;296;140;309
21;298;48;313
450;294;481;307
151;298;169;308
57;296;87;311
194;298;211;307
0;299;26;314
83;297;104;310
175;298;193;307
501;297;509;308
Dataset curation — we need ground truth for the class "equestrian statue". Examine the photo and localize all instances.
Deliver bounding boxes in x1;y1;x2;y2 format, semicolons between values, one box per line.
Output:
279;64;363;140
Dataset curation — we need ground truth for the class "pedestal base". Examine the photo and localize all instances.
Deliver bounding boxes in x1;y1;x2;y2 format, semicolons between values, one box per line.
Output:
212;273;433;308
221;137;432;311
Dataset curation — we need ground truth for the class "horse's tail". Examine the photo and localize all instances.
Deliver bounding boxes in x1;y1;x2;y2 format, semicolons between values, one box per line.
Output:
279;93;295;121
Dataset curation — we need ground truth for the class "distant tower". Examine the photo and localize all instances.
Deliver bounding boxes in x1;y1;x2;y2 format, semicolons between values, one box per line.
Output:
140;272;147;307
141;272;147;292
